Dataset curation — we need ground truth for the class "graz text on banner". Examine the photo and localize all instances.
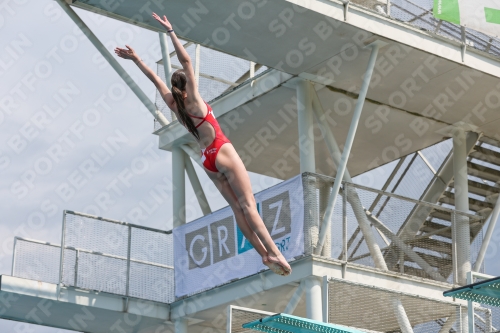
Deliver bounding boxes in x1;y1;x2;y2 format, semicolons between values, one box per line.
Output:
173;175;305;298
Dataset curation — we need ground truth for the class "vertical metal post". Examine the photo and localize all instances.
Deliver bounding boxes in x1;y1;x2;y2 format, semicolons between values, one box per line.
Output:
452;211;458;285
159;32;176;121
173;147;186;228
319;184;331;257
315;40;385;257
226;306;232;333
159;32;173;90
11;237;17;276
322;276;329;323
296;80;315;173
57;211;68;300
74;250;79;287
305;276;323;321
474;191;500;271
467;271;475;333
342;187;347;279
453;128;470;333
453;128;471;285
125;226;132;297
297;81;317;254
195;44;201;85
399;249;405;274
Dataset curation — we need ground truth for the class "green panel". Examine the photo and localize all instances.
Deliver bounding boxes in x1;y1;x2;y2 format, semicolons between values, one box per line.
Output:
485;7;500;25
433;0;461;24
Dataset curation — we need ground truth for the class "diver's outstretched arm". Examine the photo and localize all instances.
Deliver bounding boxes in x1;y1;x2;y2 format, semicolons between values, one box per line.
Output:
152;12;192;69
114;44;173;107
152;12;201;103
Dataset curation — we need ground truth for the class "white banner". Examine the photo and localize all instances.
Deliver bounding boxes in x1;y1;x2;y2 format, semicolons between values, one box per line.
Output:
434;0;500;37
173;175;304;298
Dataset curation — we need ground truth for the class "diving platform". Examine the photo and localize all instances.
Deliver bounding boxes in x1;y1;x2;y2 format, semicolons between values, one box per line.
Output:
1;174;481;333
0;253;463;333
68;0;500;179
9;0;500;332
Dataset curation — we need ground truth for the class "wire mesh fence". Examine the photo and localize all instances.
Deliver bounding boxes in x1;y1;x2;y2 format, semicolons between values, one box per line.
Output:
11;238;61;284
351;0;500;60
328;277;462;333
302;172;484;285
10;211;174;304
60;211;174;303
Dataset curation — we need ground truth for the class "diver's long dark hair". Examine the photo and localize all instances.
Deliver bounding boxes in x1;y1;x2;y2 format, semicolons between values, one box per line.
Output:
171;70;200;140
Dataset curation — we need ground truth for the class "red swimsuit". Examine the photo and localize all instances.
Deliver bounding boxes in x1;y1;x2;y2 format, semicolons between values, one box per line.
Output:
187;101;230;173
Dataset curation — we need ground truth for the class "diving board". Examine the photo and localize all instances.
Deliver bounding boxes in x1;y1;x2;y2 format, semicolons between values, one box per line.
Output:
243;313;363;333
443;275;500;307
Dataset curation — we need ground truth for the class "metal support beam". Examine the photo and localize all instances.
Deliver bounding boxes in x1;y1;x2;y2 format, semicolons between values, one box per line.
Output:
322;276;329;323
172;147;186;228
366;211;447;282
311;41;388;271
181;145;203;168
184;153;212;216
392;298;414;333
54;0;169;127
296;80;315;173
315;41;384;255
398;132;478;241
319;185;331;257
453;128;471;285
311;86;386;270
473;191;500;271
438;312;457;333
159;32;173;90
304;276;322;321
195;44;201;85
283;281;305;315
453;128;471;333
387;132;478;269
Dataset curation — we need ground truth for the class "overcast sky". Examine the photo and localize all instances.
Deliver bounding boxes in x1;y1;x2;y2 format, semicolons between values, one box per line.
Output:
0;1;258;331
2;0;500;332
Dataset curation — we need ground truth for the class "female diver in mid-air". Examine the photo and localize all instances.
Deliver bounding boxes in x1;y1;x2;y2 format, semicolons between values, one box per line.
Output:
114;12;291;276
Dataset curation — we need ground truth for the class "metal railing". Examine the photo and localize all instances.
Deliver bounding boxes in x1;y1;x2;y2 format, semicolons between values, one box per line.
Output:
11;172;487;303
12;211;175;304
351;0;500;59
303;172;484;284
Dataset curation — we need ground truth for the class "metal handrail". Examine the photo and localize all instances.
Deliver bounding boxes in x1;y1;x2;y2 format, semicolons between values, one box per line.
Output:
13;236;174;270
65;210;173;234
304;172;483;221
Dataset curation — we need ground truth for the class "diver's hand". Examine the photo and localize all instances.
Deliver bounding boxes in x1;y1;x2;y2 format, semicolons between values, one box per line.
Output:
152;12;173;31
114;45;140;62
